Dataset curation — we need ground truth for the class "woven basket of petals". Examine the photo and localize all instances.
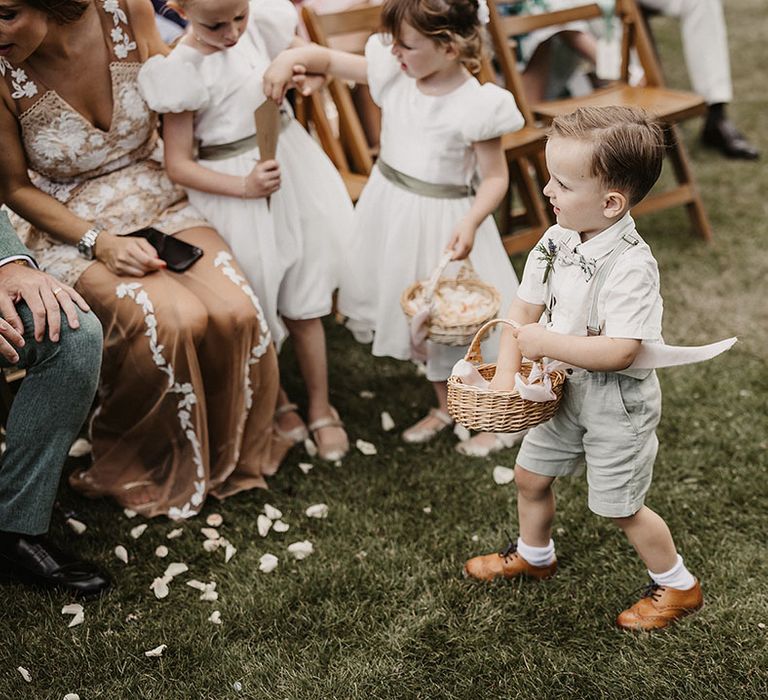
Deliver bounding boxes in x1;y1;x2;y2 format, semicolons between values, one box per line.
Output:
400;257;501;347
447;319;567;432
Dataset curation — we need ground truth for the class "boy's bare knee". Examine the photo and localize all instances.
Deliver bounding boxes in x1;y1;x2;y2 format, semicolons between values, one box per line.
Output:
514;464;552;498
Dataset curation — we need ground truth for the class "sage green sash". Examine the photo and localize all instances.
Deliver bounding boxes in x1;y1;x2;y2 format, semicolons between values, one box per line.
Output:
377;159;474;199
198;112;291;161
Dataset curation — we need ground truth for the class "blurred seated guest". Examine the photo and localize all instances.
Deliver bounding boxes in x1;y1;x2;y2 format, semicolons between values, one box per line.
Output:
0;211;109;598
0;0;287;519
152;0;186;45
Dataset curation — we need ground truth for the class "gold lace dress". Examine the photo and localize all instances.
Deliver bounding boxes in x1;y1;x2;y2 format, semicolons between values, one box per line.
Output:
0;0;287;518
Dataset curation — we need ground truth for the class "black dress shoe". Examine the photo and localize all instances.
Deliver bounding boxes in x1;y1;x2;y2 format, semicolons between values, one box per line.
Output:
701;118;760;160
0;532;110;599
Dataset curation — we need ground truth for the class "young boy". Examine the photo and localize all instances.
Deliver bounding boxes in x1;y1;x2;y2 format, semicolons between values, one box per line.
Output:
463;106;703;631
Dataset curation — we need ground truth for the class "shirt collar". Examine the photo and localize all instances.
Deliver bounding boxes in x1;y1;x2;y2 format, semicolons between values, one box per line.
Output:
561;213;637;261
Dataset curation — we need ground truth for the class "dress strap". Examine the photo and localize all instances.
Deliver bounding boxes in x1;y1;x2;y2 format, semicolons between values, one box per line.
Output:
0;58;42;114
97;0;142;62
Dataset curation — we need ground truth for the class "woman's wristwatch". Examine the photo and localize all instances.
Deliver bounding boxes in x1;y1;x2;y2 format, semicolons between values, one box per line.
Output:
77;226;102;260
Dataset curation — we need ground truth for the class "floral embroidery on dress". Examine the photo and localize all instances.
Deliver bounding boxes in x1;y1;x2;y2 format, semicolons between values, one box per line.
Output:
0;60;39;99
103;0;137;59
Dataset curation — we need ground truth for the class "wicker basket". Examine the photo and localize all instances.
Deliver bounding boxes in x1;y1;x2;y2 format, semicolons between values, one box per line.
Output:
447;318;567;432
400;254;501;347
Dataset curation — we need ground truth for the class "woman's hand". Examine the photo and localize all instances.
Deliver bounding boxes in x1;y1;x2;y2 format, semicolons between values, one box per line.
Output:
94;233;166;277
446;220;477;260
244;160;281;198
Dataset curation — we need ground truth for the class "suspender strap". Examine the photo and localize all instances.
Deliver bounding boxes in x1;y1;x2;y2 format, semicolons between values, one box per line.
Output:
585;233;639;336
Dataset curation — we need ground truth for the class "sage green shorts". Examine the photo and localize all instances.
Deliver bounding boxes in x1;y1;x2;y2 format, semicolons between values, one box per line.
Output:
516;370;662;518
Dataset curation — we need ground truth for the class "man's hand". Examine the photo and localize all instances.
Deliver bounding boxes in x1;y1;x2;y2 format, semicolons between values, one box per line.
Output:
0;263;91;355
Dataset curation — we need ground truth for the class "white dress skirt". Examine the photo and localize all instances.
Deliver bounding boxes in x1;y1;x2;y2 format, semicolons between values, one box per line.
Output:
138;0;351;347
337;35;525;382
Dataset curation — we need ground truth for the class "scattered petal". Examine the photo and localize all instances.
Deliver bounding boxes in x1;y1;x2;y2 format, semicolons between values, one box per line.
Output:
422;506;432;514
164;562;189;579
144;644;167;658
125;613;140;622
114;545;129;564
356;439;377;456
130;524;148;539
64;694;81;700
304;437;318;457
166;528;183;539
201;527;220;540
287;540;314;560
359;390;375;399
200;588;219;602
259;553;279;573
203;539;220;552
208;610;222;625
150;576;170;599
186;579;207;591
334;460;342;468
263;504;282;520
68;611;85;628
492;466;515;485
224;543;237;563
123;508;138;519
453;424;471;442
298;462;313;474
17;667;31;683
66;518;87;535
233;681;243;692
61;603;84;616
381;411;395;431
257;514;272;537
355;550;367;560
305;503;328;519
471;534;479;542
758;622;766;630
206;513;223;527
155;545;169;558
556;527;566;536
68;438;92;457
272;519;290;533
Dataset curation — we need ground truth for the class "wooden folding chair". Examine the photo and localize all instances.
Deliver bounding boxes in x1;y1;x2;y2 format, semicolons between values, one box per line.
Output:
488;0;712;241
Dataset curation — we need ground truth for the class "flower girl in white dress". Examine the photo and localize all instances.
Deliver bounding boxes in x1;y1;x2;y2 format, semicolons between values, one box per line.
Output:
265;0;523;453
138;0;352;461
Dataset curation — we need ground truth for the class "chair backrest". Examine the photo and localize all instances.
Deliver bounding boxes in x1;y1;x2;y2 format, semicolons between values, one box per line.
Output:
302;4;383;175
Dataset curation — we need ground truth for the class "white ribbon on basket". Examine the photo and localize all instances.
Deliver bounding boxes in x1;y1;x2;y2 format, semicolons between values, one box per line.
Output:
409;251;455;362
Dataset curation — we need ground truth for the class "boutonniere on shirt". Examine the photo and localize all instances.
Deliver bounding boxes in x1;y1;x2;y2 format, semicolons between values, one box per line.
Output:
535;238;558;284
558;244;597;281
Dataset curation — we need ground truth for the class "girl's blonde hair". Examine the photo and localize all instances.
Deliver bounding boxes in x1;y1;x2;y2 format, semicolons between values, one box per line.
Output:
381;0;487;75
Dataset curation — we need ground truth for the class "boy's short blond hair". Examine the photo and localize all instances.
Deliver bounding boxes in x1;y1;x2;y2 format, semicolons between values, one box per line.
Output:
549;106;665;207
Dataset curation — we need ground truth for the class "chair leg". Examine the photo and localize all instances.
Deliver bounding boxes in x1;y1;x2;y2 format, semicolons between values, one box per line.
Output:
501;157;550;255
665;125;713;242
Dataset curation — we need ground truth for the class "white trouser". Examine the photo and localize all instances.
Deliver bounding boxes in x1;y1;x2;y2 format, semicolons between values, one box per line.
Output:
639;0;732;104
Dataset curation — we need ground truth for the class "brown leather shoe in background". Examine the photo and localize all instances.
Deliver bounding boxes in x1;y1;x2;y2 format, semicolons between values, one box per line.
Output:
617;580;703;631
463;540;557;582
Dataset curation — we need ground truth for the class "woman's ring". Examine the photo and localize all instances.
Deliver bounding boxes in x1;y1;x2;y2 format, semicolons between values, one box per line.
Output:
52;287;63;295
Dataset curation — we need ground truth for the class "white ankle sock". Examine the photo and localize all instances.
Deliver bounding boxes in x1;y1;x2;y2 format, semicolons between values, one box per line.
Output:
516;537;556;567
649;554;696;590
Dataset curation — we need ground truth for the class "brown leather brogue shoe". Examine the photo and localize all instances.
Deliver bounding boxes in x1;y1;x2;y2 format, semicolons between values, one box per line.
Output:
617;580;703;631
463;540;557;582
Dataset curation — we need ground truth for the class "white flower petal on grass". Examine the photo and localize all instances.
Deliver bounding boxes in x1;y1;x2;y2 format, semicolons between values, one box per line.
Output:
359;390;375;399
200;588;219;602
206;513;223;527
166;528;183;539
471;534;479;542
114;545;129;564
304;437;318;457
186;579;207;591
287;540;314;560
454;424;471;442
164;562;189;578
201;527;220;540
123;508;138;519
272;519;289;533
64;694;81;700
257;514;272;537
155;545;169;558
130;524;148;539
68;611;85;628
150;576;171;599
209;610;222;625
298;462;313;474
203;539;220;552
66;518;87;535
356;439;377;456
380;411;395;432
61;603;83;616
305;503;328;519
224;543;237;563
68;437;92;457
263;504;282;520
422;506;432;514
492;466;515;485
17;667;31;682
144;644;167;658
259;553;278;573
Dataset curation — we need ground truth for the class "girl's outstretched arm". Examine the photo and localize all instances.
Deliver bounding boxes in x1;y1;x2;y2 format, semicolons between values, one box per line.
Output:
447;137;509;260
263;45;368;103
163;112;281;199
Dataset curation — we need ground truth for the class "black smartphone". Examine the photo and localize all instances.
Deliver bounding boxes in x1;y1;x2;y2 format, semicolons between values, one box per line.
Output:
127;227;203;273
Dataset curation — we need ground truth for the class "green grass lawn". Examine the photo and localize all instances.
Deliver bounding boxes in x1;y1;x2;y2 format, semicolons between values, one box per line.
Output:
2;2;767;698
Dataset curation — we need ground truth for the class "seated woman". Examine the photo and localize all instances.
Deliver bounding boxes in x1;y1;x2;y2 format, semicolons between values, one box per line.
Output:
0;0;288;518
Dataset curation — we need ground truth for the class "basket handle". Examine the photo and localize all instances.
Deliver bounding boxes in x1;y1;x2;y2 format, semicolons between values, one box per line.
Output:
464;317;521;365
422;251;454;305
